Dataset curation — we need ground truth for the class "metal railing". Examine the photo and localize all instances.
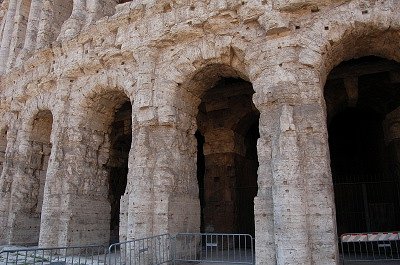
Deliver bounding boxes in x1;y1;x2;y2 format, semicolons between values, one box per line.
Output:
173;233;254;264
108;234;172;265
341;232;400;264
0;244;107;265
0;233;254;265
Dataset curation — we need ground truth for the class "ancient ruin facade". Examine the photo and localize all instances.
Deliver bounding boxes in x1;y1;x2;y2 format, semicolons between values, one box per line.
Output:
0;0;400;264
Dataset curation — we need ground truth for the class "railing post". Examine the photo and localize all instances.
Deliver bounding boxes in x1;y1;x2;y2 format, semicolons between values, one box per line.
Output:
172;234;177;265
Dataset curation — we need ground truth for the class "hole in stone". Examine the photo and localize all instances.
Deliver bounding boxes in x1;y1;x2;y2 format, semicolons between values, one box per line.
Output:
311;6;319;12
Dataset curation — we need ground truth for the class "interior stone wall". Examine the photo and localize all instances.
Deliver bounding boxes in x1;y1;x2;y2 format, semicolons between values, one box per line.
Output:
0;0;398;264
6;109;53;245
197;79;259;235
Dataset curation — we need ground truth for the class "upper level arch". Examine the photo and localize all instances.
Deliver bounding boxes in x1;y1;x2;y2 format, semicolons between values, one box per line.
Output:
295;1;400;86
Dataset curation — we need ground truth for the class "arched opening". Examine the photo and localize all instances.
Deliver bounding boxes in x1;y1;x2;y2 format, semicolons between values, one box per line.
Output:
107;100;132;244
196;77;259;236
29;110;53;244
325;56;400;236
79;90;132;245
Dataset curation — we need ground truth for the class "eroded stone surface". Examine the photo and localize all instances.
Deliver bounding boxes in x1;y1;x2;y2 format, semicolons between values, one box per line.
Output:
0;0;399;264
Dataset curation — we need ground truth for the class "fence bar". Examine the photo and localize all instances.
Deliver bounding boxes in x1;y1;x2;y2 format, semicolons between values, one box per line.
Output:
174;233;254;264
341;232;400;263
0;233;256;264
0;244;107;265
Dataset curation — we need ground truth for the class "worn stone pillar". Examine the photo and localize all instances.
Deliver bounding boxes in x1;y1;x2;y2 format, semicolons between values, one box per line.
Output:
38;125;71;247
85;0;116;28
6;0;32;69
300;99;338;265
125;125;156;240
0;124;17;244
253;82;310;264
36;0;74;49
0;0;17;74
58;0;87;41
35;0;53;49
15;0;43;65
253;104;276;264
273;103;311;265
253;63;338;264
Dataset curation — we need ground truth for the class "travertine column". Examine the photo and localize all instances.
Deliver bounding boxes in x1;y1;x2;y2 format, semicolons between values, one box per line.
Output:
36;0;74;49
35;0;52;49
15;0;43;65
253;63;338;264
0;0;17;74
6;0;32;69
253;80;311;264
58;0;87;41
253;105;276;264
0;126;17;244
38;124;71;247
300;99;338;265
85;0;116;28
125;123;200;239
125;125;157;240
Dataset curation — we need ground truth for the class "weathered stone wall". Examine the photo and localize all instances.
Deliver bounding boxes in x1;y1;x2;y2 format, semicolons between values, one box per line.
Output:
0;0;398;264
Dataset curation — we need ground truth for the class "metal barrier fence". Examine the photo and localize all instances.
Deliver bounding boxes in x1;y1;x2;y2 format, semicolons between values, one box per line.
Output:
173;233;254;264
341;232;400;263
0;233;254;265
108;234;172;265
0;244;107;265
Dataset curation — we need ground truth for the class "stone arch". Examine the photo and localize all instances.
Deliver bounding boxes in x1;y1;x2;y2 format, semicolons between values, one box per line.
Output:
4;92;60;245
297;2;400;87
10;107;54;245
66;84;133;245
155;33;262;238
297;3;400;263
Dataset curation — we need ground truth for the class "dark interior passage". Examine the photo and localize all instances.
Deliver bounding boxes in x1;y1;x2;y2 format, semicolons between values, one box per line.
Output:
108;101;132;244
325;56;400;236
196;77;259;236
